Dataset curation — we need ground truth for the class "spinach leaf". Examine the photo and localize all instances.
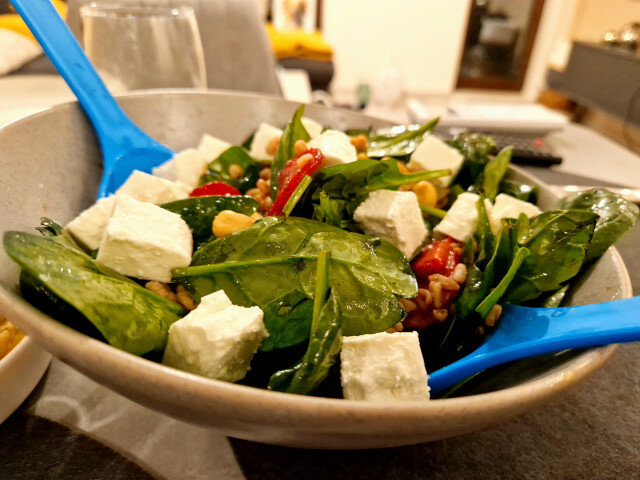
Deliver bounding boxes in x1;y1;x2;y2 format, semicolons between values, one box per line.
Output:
449;133;496;189
306;158;449;229
500;179;539;203
4;232;185;355
538;285;570;308
503;210;598;304
268;251;341;394
556;188;639;260
455;198;496;319
479;146;512;201
173;217;416;347
161;195;259;249
260;291;313;351
366;118;439;158
37;217;84;251
202;146;259;193
268;291;341;394
270;105;310;198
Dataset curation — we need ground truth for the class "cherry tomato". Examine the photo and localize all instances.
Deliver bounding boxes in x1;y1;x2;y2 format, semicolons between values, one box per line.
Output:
190;182;241;197
269;148;324;216
411;237;463;280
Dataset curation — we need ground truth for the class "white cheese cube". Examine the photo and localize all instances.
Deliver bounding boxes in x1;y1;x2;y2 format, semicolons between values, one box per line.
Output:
489;193;542;234
96;195;193;282
65;196;117;251
433;192;484;243
407;135;464;187
162;290;268;382
354;190;428;259
301;117;323;139
197;134;231;162
341;331;430;401
152;148;209;188
116;170;191;205
308;129;357;169
249;123;283;163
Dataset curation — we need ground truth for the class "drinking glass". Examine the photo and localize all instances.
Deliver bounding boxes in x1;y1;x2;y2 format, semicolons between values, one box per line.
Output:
79;2;207;93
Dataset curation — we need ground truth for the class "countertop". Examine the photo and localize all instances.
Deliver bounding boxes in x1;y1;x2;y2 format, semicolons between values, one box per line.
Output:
0;89;639;479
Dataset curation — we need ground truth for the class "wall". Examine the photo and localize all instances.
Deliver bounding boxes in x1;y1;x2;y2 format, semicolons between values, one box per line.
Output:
322;0;471;95
571;0;640;42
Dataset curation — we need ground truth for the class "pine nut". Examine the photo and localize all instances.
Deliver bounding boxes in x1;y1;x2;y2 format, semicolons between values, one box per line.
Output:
417;288;433;306
266;136;280;156
428;274;460;292
297;153;313;168
397;161;411;175
257;178;270;195
452;263;468;284
412;181;437;208
399;298;418;313
144;281;178;303
176;285;197;311
484;304;502;327
433;308;448;322
228;163;243;179
212;210;257;237
429;281;443;308
349;134;368;152
293;139;308;157
259;167;272;180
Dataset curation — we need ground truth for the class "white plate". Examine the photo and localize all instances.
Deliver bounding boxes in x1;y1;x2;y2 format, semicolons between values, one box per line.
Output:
0;336;51;423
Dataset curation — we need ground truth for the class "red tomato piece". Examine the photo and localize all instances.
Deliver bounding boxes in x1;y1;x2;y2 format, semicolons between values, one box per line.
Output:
269;148;324;216
190;182;241;197
411;237;463;280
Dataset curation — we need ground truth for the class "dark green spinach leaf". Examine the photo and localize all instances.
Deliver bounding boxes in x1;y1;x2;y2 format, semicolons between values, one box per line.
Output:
161;195;259;249
503;210;598;304
366;118;439;158
556;188;639;260
4;232;185;355
478;146;512;201
173;217;416;348
201;146;259;193
270;105;310;198
499;179;538;203
306;158;449;229
449;133;496;189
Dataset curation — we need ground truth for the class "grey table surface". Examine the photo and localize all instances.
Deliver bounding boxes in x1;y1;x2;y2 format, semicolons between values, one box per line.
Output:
1;157;639;480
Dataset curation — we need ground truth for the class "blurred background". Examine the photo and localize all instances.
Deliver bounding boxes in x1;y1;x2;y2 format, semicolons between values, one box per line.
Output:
1;0;639;167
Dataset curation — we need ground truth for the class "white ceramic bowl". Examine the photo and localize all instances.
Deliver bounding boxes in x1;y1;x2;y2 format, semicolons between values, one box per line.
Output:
0;91;631;448
0;336;51;423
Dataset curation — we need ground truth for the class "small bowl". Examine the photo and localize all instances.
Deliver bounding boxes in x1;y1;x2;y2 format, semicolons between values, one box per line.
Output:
0;90;631;448
0;336;51;424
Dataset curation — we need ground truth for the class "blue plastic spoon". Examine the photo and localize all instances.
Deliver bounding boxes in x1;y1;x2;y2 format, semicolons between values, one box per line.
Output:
11;0;174;198
428;296;640;394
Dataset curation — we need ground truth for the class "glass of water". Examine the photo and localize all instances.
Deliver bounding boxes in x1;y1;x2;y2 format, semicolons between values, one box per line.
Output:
79;2;207;93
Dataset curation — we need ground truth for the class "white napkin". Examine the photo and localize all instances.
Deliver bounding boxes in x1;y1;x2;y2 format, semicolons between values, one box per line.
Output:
0;28;41;76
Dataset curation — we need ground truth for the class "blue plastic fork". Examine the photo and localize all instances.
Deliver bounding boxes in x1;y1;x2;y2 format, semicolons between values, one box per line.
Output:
428;296;640;394
11;0;174;198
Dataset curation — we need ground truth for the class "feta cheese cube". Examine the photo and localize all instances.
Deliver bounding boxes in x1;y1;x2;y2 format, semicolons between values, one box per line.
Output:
353;190;428;259
301;117;323;138
152;148;209;188
197;134;231;162
433;192;484;243
162;290;268;382
249;123;283;163
96;195;193;282
116;170;191;204
65;195;117;251
489;193;541;234
308;129;358;168
341;331;430;401
407;135;464;187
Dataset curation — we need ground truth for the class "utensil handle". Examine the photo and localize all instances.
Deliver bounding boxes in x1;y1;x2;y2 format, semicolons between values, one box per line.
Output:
10;0;146;167
429;296;640;393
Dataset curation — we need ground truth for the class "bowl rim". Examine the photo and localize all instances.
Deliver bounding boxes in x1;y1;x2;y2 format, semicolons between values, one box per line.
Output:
0;90;632;422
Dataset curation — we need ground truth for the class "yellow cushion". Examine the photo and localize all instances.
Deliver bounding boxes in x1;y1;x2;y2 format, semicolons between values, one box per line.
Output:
266;23;332;62
0;0;67;39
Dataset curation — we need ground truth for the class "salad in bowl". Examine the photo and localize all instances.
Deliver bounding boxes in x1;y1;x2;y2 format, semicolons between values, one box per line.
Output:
4;105;637;402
